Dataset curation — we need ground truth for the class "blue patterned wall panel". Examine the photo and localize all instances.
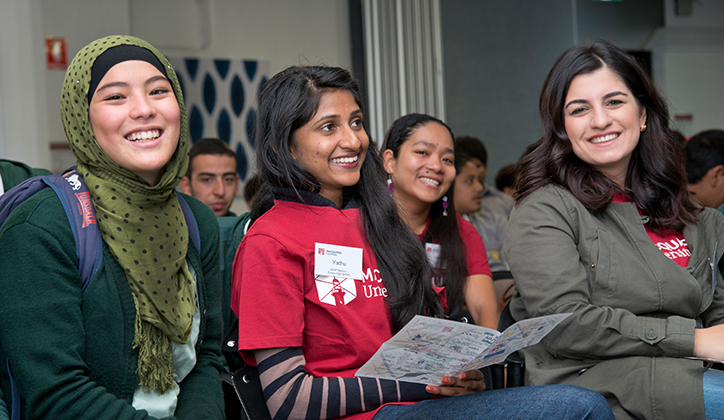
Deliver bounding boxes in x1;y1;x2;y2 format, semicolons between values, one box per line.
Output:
215;60;230;79
202;73;216;114
169;57;269;184
231;75;244;117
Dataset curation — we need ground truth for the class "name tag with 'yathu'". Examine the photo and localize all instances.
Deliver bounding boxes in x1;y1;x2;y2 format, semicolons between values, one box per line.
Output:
314;243;363;280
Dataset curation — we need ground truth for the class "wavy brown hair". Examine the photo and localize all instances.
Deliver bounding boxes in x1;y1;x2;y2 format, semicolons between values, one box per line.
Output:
516;40;697;230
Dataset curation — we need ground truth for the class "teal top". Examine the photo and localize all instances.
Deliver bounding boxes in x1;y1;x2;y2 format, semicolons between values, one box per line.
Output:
0;391;6;420
0;189;224;420
217;212;251;335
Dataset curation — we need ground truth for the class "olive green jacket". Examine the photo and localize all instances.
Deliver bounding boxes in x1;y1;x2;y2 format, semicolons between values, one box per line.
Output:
506;184;724;420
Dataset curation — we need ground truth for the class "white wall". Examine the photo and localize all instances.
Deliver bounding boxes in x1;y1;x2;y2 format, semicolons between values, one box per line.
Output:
650;0;724;136
0;0;50;168
664;0;724;28
40;0;131;170
0;0;353;171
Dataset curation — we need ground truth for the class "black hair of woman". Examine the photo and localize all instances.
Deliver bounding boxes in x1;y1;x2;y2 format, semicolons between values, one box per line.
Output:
515;40;698;231
248;180;274;223
254;66;443;330
381;113;467;316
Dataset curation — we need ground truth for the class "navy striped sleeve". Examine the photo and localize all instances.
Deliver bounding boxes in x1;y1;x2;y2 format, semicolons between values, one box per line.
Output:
254;348;431;420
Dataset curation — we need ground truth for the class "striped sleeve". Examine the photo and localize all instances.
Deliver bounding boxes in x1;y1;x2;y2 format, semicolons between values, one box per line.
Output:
255;348;430;420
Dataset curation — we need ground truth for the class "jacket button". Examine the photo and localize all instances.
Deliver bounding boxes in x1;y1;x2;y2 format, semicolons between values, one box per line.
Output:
591;263;596;269
645;329;657;340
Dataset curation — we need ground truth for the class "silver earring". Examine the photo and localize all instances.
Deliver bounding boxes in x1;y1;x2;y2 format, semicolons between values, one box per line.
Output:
442;196;448;217
386;175;393;192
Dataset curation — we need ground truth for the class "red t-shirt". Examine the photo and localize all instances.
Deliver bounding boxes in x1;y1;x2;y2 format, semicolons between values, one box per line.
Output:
612;194;690;267
232;199;420;419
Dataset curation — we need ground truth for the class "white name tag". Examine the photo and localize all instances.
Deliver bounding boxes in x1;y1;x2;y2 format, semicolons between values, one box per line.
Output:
425;242;442;268
314;243;363;280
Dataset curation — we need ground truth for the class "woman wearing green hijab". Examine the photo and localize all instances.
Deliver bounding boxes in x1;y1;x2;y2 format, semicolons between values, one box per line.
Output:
0;36;224;419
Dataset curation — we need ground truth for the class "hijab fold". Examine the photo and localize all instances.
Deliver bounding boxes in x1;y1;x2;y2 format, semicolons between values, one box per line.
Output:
61;35;193;393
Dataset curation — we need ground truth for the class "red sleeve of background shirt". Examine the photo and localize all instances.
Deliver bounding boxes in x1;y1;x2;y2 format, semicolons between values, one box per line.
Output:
457;215;492;277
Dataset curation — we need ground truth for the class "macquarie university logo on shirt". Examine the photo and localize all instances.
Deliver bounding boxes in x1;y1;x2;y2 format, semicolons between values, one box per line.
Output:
315;275;357;306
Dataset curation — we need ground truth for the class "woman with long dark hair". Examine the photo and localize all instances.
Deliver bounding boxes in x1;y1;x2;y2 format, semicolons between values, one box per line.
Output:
506;40;724;419
231;65;613;420
381;114;498;329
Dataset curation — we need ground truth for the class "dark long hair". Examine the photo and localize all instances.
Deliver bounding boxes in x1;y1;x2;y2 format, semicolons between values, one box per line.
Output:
516;40;697;230
255;66;442;331
381;113;467;315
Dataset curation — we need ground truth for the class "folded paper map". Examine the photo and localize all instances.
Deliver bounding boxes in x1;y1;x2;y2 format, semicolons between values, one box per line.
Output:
355;313;571;385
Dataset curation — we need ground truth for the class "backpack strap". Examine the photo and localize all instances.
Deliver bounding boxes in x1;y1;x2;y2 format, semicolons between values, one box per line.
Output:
0;175;53;223
177;193;201;253
0;167;101;291
43;168;102;291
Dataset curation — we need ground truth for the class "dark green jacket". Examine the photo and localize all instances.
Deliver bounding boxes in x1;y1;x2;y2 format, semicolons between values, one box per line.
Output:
0;159;52;419
0;189;224;420
0;159;52;193
217;212;251;335
506;184;724;420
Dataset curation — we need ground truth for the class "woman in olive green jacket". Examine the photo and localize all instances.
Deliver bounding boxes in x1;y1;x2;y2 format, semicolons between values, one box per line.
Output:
506;40;724;420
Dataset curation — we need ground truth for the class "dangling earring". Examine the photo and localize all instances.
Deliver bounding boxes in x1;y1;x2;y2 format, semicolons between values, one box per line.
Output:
640;124;647;132
386;175;393;192
442;196;448;217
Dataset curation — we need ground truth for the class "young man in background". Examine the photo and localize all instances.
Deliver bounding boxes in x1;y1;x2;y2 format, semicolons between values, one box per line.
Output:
180;138;240;217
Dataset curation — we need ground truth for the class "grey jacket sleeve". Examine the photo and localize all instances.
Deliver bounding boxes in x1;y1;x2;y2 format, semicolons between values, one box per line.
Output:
697;208;724;328
505;186;696;360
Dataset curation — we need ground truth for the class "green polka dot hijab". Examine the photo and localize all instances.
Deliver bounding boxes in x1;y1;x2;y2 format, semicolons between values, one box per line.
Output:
61;35;193;393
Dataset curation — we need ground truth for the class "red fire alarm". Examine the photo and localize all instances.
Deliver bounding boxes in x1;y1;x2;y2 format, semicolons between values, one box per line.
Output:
45;36;68;70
